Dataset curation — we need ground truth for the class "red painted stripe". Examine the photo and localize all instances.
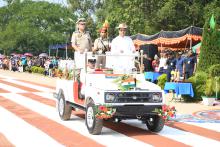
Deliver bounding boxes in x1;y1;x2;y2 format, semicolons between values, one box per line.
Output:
0;133;15;147
0;80;40;92
19;93;188;147
0;88;10;93
7;80;220;145
21;92;220;143
166;121;220;141
0;96;103;147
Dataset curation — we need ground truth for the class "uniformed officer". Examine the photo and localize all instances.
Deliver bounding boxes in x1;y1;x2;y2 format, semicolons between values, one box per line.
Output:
93;27;110;69
183;50;197;79
166;52;176;82
71;18;92;68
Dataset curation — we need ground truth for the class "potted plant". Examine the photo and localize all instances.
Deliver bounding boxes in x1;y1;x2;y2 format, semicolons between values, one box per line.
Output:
202;64;220;106
202;78;216;106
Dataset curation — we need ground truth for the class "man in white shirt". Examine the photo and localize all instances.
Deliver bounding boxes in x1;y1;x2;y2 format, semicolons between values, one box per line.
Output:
110;23;136;73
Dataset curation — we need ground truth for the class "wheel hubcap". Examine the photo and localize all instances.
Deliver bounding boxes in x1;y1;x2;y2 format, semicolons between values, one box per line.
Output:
58;98;64;116
87;107;94;128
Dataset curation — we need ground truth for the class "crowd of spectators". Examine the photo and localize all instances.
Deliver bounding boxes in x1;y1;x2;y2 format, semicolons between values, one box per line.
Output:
141;49;198;82
0;48;198;82
0;55;60;77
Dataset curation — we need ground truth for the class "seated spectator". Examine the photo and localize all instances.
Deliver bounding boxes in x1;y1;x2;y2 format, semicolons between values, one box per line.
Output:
158;52;168;73
152;55;160;72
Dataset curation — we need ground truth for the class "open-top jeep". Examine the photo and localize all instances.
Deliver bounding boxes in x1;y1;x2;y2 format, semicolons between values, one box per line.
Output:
55;52;165;135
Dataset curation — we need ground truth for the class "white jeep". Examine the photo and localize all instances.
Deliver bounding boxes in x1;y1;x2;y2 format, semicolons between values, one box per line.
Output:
54;53;165;135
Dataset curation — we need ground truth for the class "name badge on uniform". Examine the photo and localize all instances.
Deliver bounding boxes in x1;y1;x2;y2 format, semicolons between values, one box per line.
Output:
188;61;190;64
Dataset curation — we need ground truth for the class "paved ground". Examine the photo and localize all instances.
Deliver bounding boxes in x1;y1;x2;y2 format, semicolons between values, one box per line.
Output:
0;70;220;146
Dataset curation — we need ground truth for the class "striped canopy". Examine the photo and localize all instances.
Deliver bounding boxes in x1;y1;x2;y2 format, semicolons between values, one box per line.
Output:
131;26;203;49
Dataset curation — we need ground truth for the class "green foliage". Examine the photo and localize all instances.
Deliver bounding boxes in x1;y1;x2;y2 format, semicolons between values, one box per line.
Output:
94;0;217;37
157;74;167;89
0;0;76;55
183;72;207;101
209;64;220;77
31;66;45;74
205;78;214;97
198;14;220;71
25;66;31;73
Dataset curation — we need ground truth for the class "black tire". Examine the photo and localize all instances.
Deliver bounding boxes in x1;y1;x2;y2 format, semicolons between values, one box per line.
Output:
57;91;72;120
85;100;103;135
146;115;164;132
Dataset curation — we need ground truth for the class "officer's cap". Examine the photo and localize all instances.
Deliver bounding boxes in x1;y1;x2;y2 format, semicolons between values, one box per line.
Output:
76;18;86;24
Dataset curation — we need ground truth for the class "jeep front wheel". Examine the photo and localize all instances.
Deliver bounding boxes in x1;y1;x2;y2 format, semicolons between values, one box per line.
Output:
85;101;103;135
57;92;72;120
146;115;164;132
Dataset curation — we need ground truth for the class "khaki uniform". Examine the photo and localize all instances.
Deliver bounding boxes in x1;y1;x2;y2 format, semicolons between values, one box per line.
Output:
71;31;92;52
71;31;92;68
93;37;110;68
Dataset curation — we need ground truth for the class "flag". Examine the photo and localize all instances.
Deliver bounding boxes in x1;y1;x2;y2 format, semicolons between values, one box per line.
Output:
209;14;215;30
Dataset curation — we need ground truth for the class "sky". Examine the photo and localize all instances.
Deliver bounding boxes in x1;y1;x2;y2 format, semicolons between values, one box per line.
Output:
0;0;67;7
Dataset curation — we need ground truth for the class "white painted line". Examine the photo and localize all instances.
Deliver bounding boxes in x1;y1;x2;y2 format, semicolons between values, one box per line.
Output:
123;120;220;147
3;79;55;92
33;92;55;100
0;74;17;80
0;83;27;93
0;106;63;147
0;93;152;147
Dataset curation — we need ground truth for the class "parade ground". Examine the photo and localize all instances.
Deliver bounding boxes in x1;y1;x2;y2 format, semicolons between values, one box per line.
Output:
0;69;219;146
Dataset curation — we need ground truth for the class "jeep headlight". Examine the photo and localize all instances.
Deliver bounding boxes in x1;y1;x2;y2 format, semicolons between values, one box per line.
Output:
105;93;115;103
152;93;162;102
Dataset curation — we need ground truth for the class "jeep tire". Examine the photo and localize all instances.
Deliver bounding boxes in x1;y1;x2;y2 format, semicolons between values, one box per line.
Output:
57;91;72;120
146;115;164;132
85;100;103;135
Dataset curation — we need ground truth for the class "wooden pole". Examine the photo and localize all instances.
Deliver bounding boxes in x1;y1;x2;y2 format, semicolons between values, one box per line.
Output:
140;50;143;73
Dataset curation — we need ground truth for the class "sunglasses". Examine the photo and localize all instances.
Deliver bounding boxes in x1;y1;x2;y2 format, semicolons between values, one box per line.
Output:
119;29;127;32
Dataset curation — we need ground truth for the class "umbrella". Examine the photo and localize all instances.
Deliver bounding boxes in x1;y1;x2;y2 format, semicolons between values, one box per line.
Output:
192;42;201;54
21;55;26;58
0;54;5;59
24;53;33;57
10;53;17;56
14;54;22;57
39;53;48;57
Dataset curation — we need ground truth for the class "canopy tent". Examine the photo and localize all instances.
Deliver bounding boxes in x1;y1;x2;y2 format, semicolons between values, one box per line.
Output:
131;26;203;49
49;43;73;50
48;43;73;58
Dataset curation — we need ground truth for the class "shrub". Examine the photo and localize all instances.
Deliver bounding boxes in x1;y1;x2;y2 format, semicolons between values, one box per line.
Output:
37;67;45;74
30;66;45;75
157;74;167;89
25;66;31;73
209;64;220;77
183;72;207;102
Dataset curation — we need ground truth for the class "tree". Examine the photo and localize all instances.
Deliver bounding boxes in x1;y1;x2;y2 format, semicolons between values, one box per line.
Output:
0;0;76;55
95;0;218;37
67;0;103;39
197;14;220;71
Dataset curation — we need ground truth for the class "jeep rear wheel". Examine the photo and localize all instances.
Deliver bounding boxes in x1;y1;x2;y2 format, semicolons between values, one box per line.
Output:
57;92;72;120
146;115;164;132
85;101;103;135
